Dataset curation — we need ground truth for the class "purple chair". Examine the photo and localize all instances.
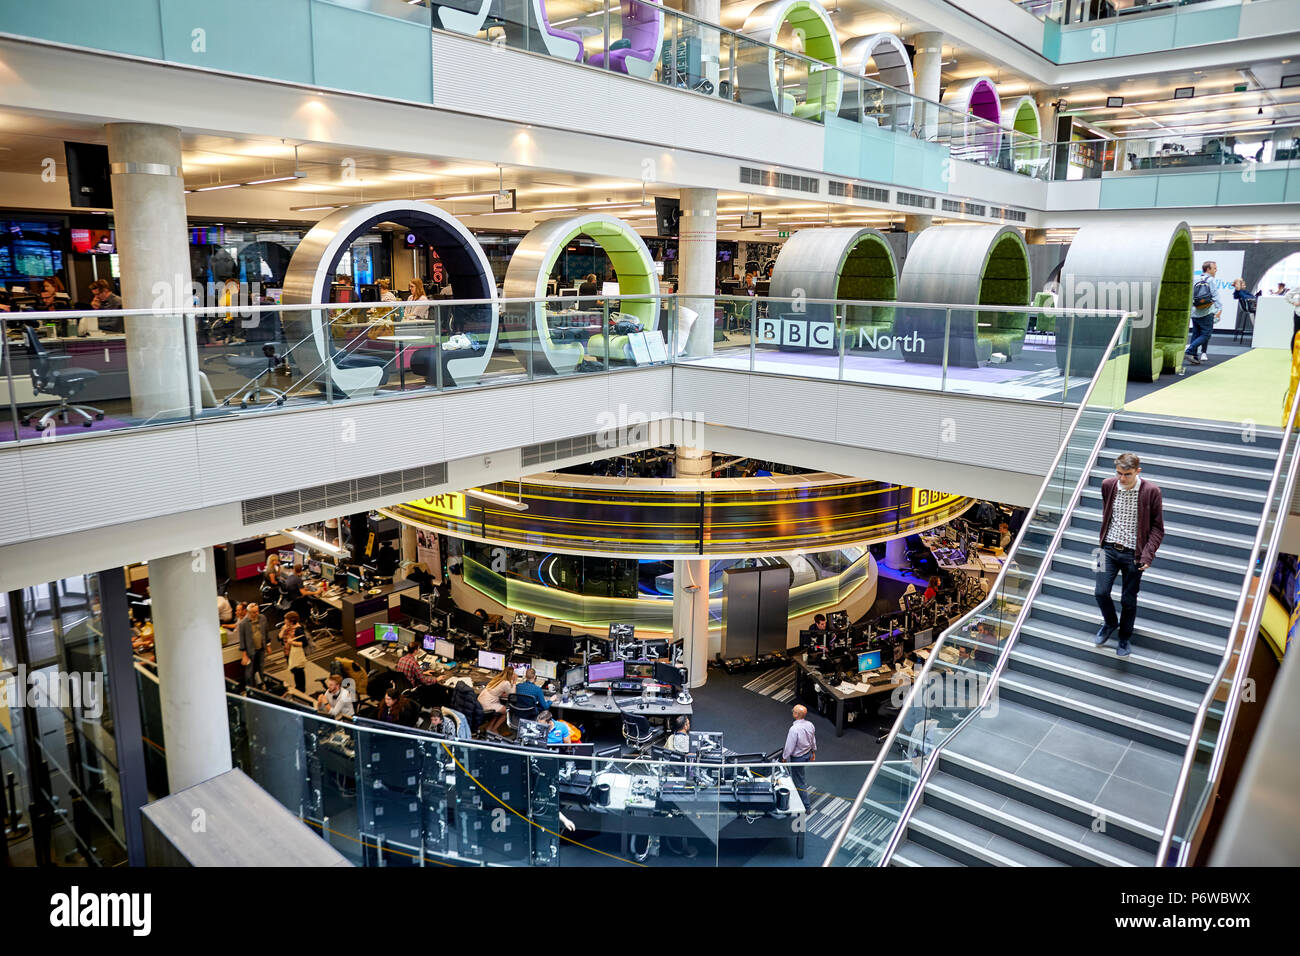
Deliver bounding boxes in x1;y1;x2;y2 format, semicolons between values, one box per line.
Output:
531;0;585;62
588;1;664;79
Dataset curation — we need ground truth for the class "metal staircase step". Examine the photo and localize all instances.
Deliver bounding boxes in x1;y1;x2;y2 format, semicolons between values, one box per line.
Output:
1008;642;1205;717
1095;449;1275;489
1055;528;1247;579
935;748;1163;855
997;670;1193;754
908;804;1068;866
1046;551;1241;608
1072;504;1258;552
1039;575;1235;632
1100;430;1281;466
890;839;966;866
1030;595;1227;661
1111;412;1283;449
922;770;1147;866
1085;467;1267;507
1017;619;1218;690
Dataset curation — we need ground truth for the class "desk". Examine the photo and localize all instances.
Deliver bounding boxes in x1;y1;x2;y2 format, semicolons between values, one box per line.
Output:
792;652;911;736
551;692;693;720
311;579;420;647
562;770;806;859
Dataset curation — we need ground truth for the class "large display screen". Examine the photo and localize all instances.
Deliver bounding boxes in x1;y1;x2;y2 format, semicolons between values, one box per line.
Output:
0;220;65;282
70;228;115;254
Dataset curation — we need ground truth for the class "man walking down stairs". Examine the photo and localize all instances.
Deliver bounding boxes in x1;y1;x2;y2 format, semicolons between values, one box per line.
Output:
1093;453;1165;659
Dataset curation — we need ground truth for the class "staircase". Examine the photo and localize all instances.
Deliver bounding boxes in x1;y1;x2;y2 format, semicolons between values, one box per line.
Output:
883;412;1279;867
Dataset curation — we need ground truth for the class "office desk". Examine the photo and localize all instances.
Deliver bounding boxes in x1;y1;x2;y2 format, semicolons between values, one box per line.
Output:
792;653;912;736
310;579;420;647
551;693;692;720
562;771;806;859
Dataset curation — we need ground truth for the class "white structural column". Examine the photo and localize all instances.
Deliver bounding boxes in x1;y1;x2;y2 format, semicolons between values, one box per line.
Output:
674;446;712;687
149;549;232;792
885;537;908;572
106;123;200;421
912;32;943;144
678;187;718;358
686;0;721;91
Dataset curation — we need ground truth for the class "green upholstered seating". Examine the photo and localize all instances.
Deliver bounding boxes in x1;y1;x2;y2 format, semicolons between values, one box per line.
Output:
1031;291;1056;334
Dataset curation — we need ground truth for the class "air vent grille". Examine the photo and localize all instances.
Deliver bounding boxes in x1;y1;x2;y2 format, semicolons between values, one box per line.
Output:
895;191;935;209
828;181;889;203
241;462;448;525
521;432;607;468
740;166;820;194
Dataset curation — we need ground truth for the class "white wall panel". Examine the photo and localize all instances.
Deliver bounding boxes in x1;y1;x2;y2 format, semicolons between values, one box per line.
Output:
328;398;445;480
671;366;753;429
0;451;31;545
195;410;336;506
1046;179;1103;211
834;385;928;458
527;377;621;444
438;385;542;459
747;376;841;443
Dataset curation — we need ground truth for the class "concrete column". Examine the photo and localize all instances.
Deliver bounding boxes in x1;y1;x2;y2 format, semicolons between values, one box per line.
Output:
674;446;713;479
885;536;908;570
1025;228;1048;245
678;187;717;358
150;549;232;792
400;523;418;567
912;32;943;143
106;123;199;421
673;559;711;688
904;214;933;233
685;0;721;91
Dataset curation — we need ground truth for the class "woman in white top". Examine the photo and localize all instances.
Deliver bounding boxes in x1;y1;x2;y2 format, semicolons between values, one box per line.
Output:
376;278;398;302
404;278;429;322
478;669;516;736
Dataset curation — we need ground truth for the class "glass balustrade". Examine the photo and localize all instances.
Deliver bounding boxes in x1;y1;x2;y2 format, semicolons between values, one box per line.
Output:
0;297;1130;445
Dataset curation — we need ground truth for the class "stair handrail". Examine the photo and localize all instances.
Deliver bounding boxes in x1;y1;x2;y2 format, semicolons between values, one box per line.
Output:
823;311;1134;866
1156;391;1300;865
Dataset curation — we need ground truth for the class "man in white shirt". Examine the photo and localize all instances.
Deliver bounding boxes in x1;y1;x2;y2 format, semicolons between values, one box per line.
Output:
317;673;355;718
782;704;817;794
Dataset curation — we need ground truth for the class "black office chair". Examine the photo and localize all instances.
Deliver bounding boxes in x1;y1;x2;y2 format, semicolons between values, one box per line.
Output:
504;693;539;735
621;713;658;753
18;326;104;429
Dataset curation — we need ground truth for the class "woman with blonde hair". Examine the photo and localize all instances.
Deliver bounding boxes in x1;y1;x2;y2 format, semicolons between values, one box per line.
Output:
477;667;517;736
405;278;429;322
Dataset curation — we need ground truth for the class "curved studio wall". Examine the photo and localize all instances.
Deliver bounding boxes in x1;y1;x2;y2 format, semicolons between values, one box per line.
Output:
739;0;844;118
897;224;1031;366
1002;95;1043;169
1060;220;1193;382
768;227;898;350
281;199;497;398
839;32;913;130
501;213;660;375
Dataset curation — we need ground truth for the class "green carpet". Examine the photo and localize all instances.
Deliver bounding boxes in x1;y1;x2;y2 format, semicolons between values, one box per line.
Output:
1124;348;1291;426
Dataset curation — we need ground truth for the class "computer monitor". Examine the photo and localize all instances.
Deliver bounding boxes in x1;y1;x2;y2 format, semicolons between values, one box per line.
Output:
400;593;432;624
375;623;400;644
912;629;934;652
434;638;456;660
277;549;294;565
857;649;882;672
549;624;572;637
455;609;485;638
321;563;336;583
653;662;684;686
608;622;635;641
478;650;505;671
563;665;585;690
307;558;321;576
601;281;619;296
345;572;361;593
532;658;557;680
395;625;416;645
422;635;439;652
559;288;579;299
625;662;655;679
586;660;625;682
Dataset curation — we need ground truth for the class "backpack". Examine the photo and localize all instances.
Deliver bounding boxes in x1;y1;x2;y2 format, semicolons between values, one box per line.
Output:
1192;276;1215;309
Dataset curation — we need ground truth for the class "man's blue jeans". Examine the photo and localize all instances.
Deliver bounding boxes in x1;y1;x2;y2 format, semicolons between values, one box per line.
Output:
1187;314;1215;356
789;752;812;793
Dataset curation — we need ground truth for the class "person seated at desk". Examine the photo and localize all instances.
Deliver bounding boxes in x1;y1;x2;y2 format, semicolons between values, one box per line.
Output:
478;668;517;735
216;593;234;625
473;608;489;626
317;673;355;719
515;667;553;713
88;279;124;332
923;576;942;602
280;563;323;618
578;273;599;309
397;639;437;686
403;279;429;322
263;554;284;595
377;686;419;726
537;710;580;745
809;613;829;634
997;522;1012;552
665;715;690;753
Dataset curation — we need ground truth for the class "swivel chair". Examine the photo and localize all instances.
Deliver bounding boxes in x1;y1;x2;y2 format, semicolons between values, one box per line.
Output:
621;713;658;753
505;693;540;735
18;326;104;429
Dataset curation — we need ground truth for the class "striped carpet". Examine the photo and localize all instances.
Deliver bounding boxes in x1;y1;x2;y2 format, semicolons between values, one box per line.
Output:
743;665;798;703
802;789;854;843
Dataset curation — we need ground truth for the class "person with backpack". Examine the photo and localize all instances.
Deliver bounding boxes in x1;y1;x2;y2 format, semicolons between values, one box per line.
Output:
1185;261;1220;365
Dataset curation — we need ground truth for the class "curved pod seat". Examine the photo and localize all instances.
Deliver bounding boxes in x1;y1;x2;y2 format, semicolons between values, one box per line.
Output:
502;214;660;375
738;0;843;119
1059;220;1193;382
432;0;492;37
942;76;1003;163
281;200;498;398
839;33;913;131
588;1;664;80
896;224;1031;367
1002;95;1043;170
768;227;898;351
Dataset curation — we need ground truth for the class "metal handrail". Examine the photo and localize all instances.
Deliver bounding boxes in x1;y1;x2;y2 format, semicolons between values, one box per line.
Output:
822;312;1133;866
1155;389;1300;864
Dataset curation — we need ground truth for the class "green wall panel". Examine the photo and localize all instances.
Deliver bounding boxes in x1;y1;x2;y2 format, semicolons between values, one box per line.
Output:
1113;17;1176;57
1041;20;1061;62
1172;6;1242;46
0;0;163;57
1217;168;1287;205
1155;172;1220;207
159;0;313;84
1099;176;1158;208
311;1;432;103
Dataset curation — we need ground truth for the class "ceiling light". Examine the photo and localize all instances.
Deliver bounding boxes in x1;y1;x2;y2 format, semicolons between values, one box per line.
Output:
1106;96;1123;108
281;528;349;559
244;175;301;185
466;489;529;512
195;183;240;191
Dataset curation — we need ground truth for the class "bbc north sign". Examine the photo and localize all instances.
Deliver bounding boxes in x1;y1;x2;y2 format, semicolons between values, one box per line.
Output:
756;314;925;354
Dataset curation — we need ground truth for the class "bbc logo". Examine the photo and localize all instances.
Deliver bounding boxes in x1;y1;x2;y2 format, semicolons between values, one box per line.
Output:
756;315;836;350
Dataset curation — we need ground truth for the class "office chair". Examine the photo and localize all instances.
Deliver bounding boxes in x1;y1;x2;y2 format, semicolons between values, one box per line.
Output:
621;713;658;753
504;693;539;735
18;326;104;429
